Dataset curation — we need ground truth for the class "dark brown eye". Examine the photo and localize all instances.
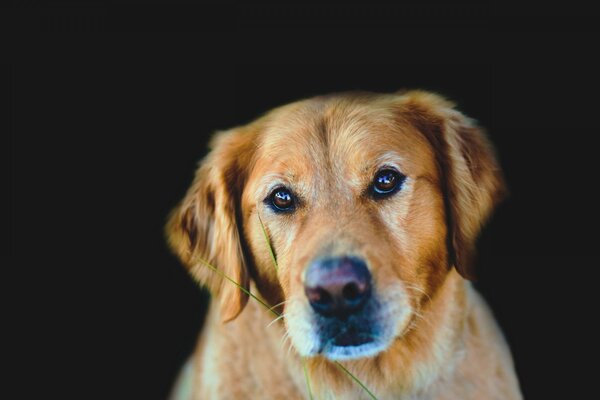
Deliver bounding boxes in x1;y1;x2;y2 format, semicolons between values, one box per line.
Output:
269;188;295;212
372;169;405;197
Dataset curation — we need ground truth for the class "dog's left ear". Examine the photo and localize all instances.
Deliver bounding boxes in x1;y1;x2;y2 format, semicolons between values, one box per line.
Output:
397;91;507;280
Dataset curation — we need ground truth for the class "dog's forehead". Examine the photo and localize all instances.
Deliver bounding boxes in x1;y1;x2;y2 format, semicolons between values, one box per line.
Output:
253;97;436;179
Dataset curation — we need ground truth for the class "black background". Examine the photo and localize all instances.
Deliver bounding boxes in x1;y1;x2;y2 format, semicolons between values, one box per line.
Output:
7;4;600;400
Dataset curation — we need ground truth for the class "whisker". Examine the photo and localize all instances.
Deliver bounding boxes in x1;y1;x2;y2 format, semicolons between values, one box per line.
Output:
411;307;434;330
280;330;292;348
267;313;287;328
286;340;295;357
404;284;432;304
267;300;288;314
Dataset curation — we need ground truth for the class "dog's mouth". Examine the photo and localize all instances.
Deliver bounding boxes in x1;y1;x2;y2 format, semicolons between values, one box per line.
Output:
287;285;411;361
315;316;390;360
319;330;387;360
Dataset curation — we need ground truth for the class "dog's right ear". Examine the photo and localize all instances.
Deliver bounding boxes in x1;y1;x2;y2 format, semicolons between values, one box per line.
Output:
166;127;257;322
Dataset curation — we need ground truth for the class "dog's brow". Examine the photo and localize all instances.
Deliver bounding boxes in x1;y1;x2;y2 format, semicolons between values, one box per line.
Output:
254;173;293;198
371;151;406;171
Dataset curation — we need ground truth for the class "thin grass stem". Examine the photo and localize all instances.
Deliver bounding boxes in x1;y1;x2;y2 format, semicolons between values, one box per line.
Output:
257;213;279;272
335;362;378;400
302;358;315;400
258;216;377;399
194;219;378;400
267;300;287;314
195;256;279;318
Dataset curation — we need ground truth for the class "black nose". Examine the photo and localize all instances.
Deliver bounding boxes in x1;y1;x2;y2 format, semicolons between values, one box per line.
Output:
304;256;372;318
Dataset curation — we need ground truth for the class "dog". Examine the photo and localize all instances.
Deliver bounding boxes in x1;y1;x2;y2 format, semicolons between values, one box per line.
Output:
166;90;523;399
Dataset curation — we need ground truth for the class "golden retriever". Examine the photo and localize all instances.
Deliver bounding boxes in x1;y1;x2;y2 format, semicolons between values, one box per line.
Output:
166;90;522;399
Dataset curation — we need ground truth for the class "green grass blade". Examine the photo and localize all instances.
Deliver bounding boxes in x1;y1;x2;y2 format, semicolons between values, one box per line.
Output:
335;362;378;400
302;359;315;400
257;213;278;272
258;214;315;398
256;214;377;399
194;222;378;400
195;256;279;317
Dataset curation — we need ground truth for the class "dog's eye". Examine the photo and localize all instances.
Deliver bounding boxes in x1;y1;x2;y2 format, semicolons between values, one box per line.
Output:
372;169;405;197
269;187;295;212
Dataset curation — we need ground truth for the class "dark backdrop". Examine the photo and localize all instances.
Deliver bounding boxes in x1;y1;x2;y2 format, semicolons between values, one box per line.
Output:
8;9;599;400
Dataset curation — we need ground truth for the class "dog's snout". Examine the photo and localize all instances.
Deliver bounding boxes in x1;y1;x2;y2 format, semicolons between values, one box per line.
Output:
304;256;371;318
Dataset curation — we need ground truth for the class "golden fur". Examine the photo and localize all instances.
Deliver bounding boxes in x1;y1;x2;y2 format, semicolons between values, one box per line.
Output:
166;90;522;399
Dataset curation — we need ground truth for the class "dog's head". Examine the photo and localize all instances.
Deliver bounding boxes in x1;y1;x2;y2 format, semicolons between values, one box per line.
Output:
167;91;505;361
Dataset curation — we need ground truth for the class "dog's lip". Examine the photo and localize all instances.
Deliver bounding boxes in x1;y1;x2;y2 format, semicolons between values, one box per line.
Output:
331;331;375;347
318;333;388;360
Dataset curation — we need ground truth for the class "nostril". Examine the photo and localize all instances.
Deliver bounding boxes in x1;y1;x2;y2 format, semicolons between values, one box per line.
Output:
307;287;333;306
342;282;361;301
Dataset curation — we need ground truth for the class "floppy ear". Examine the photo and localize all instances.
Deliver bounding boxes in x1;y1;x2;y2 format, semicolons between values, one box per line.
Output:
398;91;507;280
166;128;256;322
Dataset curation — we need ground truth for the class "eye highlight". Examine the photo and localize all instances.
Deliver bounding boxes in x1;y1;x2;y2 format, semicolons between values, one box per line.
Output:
372;169;405;198
268;187;296;212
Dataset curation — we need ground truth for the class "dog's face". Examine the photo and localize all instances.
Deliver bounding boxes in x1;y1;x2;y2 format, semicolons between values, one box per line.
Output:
167;91;505;361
